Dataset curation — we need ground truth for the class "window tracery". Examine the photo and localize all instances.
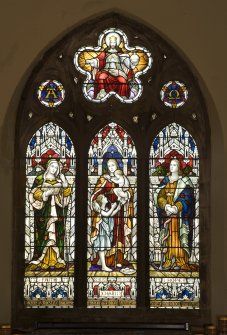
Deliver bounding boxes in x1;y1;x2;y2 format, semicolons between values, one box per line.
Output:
13;13;210;330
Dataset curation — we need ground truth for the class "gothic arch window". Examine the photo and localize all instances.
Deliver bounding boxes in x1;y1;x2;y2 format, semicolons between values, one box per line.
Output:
87;122;137;308
149;123;200;309
13;13;210;331
24;122;76;308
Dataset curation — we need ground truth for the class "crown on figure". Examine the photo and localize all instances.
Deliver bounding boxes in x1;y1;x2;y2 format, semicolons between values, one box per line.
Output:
109;35;117;42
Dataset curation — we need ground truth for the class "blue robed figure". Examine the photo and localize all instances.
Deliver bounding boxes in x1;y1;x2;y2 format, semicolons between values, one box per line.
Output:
153;159;195;271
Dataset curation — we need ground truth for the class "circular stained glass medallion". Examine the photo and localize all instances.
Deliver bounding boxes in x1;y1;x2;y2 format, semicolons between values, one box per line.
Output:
160;81;188;108
37;80;65;107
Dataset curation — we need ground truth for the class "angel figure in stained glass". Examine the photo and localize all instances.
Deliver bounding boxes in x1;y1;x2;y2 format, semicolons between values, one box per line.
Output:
154;159;196;271
27;159;72;271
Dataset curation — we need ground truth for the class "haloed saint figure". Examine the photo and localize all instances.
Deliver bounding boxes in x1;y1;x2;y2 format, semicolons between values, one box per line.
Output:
90;158;134;271
75;28;152;103
86;33;140;100
154;159;195;271
87;123;137;308
27;159;72;271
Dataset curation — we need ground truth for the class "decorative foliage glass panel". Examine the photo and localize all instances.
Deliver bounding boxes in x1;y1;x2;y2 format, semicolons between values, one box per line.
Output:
74;28;152;103
149;123;199;309
24;122;76;308
87;123;137;308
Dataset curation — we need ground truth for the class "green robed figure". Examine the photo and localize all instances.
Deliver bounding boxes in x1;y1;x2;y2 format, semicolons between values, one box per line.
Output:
27;159;71;271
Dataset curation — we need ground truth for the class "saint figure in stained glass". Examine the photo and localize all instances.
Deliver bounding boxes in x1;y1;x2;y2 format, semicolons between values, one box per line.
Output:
27;159;72;271
149;123;199;308
90;158;134;269
75;28;152;103
86;34;139;100
90;194;121;271
87;123;137;308
25;123;75;308
154;159;195;271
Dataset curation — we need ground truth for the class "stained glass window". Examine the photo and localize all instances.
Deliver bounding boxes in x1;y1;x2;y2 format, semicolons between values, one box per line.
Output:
14;12;210;331
74;28;152;103
24;122;76;308
87;123;137;308
149;123;199;309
